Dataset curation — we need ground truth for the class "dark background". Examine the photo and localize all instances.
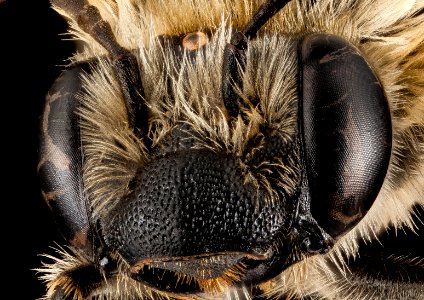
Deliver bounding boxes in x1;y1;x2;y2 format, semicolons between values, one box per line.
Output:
0;1;74;299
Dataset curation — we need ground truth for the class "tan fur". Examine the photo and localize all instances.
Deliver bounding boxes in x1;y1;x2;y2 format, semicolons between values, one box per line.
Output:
44;0;424;299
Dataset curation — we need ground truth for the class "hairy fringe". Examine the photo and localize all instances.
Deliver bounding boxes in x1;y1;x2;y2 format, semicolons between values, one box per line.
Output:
36;246;209;300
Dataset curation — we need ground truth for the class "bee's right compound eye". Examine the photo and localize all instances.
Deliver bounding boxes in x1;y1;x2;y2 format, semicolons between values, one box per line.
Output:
299;34;392;239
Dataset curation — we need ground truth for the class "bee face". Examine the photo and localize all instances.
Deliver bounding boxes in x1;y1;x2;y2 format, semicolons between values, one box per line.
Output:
36;0;424;299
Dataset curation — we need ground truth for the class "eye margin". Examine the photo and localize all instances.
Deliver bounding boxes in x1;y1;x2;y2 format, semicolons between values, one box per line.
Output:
298;33;392;239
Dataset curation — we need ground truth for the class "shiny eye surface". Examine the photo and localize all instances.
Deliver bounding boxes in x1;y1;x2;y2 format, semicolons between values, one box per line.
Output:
300;33;392;238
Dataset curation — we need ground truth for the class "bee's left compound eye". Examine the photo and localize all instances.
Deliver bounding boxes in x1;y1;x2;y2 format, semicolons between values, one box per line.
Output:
300;34;392;238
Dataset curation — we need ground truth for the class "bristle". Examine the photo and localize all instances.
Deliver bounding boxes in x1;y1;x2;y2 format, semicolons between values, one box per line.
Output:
196;261;249;294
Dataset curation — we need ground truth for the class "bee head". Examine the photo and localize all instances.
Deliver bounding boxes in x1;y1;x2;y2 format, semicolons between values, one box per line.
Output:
42;0;392;297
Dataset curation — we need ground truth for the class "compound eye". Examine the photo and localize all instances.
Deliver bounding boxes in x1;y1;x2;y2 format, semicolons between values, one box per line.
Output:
300;34;392;239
